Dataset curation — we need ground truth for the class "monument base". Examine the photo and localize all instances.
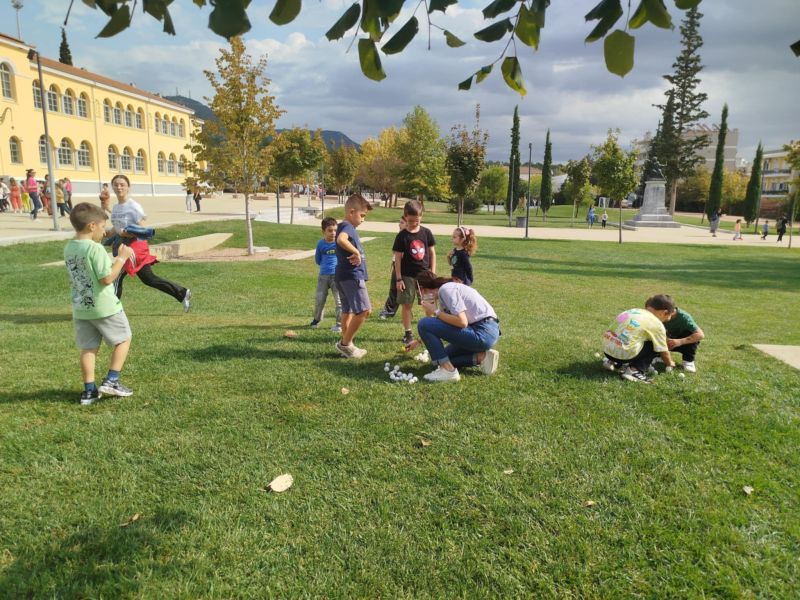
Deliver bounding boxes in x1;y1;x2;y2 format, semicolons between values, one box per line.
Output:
624;178;680;229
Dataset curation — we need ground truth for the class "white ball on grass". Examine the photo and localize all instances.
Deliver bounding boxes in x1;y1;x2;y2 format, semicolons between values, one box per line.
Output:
384;366;390;372
594;352;601;358
394;365;400;371
678;373;686;379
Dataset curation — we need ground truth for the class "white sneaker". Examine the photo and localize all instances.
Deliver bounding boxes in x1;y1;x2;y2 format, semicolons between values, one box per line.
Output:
480;349;499;375
331;324;342;333
335;341;366;359
423;367;460;382
350;345;367;359
602;358;616;372
621;366;651;384
182;289;192;312
683;361;696;373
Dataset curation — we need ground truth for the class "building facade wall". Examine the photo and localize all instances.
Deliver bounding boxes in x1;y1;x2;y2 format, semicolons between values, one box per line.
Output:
0;34;196;198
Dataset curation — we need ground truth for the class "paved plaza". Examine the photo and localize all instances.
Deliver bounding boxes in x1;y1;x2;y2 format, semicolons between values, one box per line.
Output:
2;194;796;249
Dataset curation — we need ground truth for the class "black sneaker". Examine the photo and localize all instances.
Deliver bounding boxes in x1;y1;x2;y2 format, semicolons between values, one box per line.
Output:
309;319;320;328
621;366;651;384
80;389;100;405
98;378;134;397
402;330;414;347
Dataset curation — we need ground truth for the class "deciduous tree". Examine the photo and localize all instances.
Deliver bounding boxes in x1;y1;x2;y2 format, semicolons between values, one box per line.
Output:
271;128;327;224
326;144;360;203
446;105;488;224
186;37;282;255
395;106;449;204
355;128;404;205
475;165;507;211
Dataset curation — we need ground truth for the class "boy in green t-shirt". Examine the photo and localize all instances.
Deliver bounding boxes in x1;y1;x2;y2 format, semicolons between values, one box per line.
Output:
64;203;136;405
664;306;705;373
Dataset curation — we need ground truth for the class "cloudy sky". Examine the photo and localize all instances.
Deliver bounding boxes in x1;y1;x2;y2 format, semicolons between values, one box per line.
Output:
2;0;798;162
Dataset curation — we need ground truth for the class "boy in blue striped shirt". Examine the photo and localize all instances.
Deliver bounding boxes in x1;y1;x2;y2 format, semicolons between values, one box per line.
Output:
310;217;342;332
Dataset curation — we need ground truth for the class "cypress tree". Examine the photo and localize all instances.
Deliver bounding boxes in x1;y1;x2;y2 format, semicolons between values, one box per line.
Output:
637;121;662;202
656;90;680;201
505;106;520;224
743;143;763;227
59;28;73;66
662;7;709;215
540;129;553;219
706;104;728;220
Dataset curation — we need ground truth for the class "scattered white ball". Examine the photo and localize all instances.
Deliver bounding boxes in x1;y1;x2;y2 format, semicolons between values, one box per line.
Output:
384;366;390;372
394;365;400;371
594;352;601;358
385;362;390;368
678;373;686;379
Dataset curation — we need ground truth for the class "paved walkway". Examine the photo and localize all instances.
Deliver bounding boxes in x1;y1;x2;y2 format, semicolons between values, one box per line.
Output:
1;194;797;249
753;345;800;370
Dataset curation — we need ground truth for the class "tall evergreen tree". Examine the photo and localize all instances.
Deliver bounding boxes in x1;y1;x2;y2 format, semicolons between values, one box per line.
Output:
540;130;553;220
505;106;520;224
655;90;680;203
743;143;763;228
59;28;73;66
636;122;661;202
706;104;728;220
661;7;709;215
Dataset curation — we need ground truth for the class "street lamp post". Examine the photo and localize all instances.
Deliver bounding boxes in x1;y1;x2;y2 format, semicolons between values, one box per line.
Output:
525;143;532;239
12;1;23;39
28;48;59;232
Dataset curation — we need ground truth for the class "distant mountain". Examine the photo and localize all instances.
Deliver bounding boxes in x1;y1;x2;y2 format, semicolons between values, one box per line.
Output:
165;95;360;150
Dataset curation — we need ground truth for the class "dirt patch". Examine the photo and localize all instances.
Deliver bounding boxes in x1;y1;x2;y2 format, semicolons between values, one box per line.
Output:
173;248;304;262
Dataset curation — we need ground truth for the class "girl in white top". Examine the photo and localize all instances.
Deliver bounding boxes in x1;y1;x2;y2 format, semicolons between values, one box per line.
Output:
411;270;500;383
110;174;192;311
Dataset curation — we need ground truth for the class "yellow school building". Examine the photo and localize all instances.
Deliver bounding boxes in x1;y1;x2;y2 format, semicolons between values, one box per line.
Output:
0;32;198;199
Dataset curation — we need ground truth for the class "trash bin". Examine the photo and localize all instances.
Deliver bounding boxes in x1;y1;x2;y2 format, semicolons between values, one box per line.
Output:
515;216;527;228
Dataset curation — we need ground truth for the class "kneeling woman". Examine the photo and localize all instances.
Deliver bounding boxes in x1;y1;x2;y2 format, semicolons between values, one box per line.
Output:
414;270;500;382
109;174;192;311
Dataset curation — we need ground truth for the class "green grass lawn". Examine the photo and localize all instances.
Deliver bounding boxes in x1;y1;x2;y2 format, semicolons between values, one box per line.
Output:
1;221;799;597
323;201;641;228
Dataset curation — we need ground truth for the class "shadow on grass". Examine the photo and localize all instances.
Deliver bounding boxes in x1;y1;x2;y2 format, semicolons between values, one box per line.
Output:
0;509;195;597
555;361;616;381
481;253;800;292
0;312;72;324
0;388;77;404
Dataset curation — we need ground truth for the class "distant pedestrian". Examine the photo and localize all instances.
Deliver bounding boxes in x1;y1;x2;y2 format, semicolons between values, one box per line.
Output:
9;177;22;212
733;219;743;241
587;206;596;228
99;183;111;215
601;210;608;228
26;169;42;220
193;186;202;212
761;220;769;240
776;216;788;243
709;209;721;237
64;177;73;211
185;187;193;213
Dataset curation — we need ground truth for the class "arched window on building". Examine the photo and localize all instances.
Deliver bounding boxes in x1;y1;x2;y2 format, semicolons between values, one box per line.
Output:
77;141;92;168
57;138;74;167
170;118;177;137
77;93;89;118
62;89;75;115
103;99;112;123
0;63;14;99
135;149;146;173
179;119;186;138
167;153;176;175
125;105;133;128
136;108;144;129
47;85;59;112
108;145;119;171
32;81;42;109
154;113;161;132
161;114;169;134
157;152;166;173
120;147;133;171
9;136;22;164
39;135;50;164
113;102;123;125
178;154;187;175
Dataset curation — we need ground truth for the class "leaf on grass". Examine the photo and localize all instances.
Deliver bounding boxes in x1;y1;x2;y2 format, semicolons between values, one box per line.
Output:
501;56;526;96
444;30;466;48
742;485;754;496
268;473;294;492
120;512;141;527
503;468;514;475
584;500;596;507
326;3;361;41
341;387;349;395
284;330;298;338
142;402;151;408
419;438;432;447
604;29;634;77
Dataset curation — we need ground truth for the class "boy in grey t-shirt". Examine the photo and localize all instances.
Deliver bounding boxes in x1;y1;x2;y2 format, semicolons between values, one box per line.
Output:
64;203;136;405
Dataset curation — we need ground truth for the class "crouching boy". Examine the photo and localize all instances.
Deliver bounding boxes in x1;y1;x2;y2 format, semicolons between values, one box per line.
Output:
64;203;136;405
602;294;677;384
665;305;705;373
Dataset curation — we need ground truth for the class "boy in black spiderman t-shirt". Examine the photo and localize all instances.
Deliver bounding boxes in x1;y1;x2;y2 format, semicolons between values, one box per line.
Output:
392;199;436;347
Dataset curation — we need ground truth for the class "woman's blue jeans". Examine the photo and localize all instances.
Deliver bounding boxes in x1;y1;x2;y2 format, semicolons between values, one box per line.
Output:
417;317;499;368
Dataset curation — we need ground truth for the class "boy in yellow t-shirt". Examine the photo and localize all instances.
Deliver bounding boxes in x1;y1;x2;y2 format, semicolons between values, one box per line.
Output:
602;294;677;384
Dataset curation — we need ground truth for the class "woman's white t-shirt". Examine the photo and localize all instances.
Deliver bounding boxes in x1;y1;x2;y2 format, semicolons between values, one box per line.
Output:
438;282;497;325
111;199;146;231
